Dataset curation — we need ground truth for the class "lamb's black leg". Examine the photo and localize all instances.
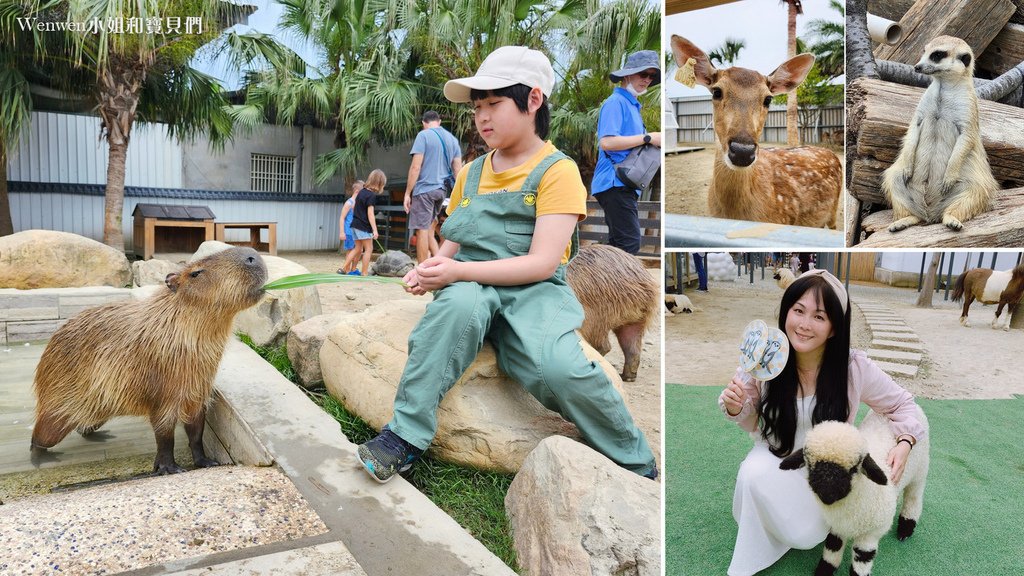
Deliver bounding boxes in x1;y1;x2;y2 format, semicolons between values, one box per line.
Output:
816;532;844;576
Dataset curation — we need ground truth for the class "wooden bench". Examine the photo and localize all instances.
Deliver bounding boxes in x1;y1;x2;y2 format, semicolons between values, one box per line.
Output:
579;200;661;260
215;222;277;255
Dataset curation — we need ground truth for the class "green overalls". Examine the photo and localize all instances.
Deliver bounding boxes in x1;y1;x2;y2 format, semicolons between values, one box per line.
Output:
387;150;656;476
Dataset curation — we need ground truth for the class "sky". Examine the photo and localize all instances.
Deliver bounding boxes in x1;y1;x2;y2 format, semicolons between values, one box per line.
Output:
664;0;841;100
192;0;321;90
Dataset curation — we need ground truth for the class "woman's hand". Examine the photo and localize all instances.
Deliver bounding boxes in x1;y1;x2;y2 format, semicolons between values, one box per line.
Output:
415;257;462;292
722;376;748;416
887;440;912;483
372;231;379;240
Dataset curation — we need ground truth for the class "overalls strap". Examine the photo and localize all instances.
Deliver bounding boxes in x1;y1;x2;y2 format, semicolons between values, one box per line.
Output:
462;153;490;199
521;150;569;191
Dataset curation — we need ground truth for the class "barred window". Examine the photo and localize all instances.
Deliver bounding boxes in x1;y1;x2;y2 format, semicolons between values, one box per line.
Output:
250;153;296;193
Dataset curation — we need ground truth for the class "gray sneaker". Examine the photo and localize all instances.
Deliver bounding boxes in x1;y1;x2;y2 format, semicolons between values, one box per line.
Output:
356;426;423;483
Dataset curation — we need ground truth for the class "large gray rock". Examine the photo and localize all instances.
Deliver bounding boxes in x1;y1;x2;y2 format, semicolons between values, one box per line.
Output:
0;230;131;289
320;300;630;473
287;312;349;387
131;258;181;287
505;436;661;576
191;241;322;347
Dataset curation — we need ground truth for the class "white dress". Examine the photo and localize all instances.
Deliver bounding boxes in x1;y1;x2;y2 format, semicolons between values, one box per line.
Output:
727;395;828;576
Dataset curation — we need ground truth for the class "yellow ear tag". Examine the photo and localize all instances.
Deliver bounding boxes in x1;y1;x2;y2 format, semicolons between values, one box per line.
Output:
460;197;471;208
675;58;697;88
523;193;537;206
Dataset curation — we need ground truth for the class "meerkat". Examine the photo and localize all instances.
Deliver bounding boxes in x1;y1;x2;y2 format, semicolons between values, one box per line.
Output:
881;36;998;233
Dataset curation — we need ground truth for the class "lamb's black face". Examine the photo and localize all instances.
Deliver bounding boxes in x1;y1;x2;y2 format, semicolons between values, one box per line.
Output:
808;461;853;505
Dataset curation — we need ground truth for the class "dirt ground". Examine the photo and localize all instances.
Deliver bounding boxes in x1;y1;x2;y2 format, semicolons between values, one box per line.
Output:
281;251;663;472
665;272;1024;400
663;145;845;228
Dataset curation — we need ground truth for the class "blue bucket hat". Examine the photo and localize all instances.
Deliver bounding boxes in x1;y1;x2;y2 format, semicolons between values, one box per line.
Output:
609;50;661;86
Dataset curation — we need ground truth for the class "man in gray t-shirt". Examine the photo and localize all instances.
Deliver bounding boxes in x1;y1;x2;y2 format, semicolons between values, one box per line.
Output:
404;110;463;263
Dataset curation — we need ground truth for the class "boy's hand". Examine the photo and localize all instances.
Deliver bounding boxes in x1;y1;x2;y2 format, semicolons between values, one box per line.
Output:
403;194;411;214
403;268;428;296
647;132;662;148
415;257;461;291
339;231;346;240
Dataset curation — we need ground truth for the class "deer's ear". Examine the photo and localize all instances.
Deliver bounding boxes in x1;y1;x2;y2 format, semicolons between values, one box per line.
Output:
671;34;717;87
767;53;815;95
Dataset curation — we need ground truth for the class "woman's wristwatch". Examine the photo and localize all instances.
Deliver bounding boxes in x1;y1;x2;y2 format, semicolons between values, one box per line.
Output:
643;134;652;144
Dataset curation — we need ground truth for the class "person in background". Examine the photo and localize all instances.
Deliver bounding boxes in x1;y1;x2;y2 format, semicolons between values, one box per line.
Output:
350;170;387;276
338;179;364;275
591;50;662;254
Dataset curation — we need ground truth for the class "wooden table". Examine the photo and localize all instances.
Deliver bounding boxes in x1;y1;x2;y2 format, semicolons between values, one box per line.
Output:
215;222;277;255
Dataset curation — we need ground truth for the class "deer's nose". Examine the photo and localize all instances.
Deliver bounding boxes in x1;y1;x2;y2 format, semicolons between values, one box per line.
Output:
728;140;758;167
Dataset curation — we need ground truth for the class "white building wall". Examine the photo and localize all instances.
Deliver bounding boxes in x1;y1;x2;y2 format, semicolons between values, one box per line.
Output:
7;111;183;188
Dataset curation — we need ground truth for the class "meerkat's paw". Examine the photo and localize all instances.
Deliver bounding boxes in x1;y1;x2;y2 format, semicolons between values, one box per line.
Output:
889;216;922;233
942;214;964;231
901;166;914;186
940;178;959;197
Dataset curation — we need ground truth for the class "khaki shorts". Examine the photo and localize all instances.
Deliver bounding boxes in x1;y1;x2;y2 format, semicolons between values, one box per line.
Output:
409;188;446;230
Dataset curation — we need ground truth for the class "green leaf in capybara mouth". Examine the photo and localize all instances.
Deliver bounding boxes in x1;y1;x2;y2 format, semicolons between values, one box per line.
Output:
262;273;408;290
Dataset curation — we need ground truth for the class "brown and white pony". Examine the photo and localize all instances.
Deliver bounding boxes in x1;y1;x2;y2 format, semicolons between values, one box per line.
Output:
951;262;1024;330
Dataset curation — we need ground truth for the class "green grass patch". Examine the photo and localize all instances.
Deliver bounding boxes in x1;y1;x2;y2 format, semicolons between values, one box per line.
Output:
666;384;1024;576
240;337;517;569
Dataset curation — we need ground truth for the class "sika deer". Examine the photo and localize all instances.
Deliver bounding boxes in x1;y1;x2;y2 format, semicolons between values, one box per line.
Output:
671;35;842;228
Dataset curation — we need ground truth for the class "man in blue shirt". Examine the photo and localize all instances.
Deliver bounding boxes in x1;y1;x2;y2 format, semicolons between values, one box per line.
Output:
405;111;463;263
592;51;662;255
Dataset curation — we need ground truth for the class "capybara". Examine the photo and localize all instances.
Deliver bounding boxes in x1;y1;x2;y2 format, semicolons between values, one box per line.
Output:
31;247;268;474
567;244;658;382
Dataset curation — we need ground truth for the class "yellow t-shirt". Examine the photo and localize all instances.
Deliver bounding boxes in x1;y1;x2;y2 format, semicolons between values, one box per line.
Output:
446;141;586;264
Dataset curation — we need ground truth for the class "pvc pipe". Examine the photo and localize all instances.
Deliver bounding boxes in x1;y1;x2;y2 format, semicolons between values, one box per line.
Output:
867;13;902;45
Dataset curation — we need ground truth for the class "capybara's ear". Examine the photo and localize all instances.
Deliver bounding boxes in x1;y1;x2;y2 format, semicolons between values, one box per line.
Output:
767;53;815;95
165;272;181;292
860;454;888;486
779;449;806;470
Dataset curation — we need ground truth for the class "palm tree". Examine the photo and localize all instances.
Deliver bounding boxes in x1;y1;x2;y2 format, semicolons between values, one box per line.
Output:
781;0;803;145
707;38;746;67
805;0;844;79
266;0;658;188
553;0;660;184
0;0;53;236
26;0;297;250
0;46;32;237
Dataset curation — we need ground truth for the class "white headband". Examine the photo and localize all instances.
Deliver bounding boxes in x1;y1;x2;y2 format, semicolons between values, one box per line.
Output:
798;269;849;314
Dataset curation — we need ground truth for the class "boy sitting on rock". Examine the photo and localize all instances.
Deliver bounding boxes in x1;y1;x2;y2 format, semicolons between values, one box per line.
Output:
357;45;657;482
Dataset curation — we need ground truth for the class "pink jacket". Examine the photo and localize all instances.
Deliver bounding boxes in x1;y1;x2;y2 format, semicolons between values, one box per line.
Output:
718;349;927;442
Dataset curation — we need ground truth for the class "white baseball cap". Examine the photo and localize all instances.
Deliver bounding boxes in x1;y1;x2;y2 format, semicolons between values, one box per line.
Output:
443;46;555;103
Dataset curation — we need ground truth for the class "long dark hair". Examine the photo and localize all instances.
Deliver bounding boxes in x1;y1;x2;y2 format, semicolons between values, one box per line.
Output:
759;274;851;456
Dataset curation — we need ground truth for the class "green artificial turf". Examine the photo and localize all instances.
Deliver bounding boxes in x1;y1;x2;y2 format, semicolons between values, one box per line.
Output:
665;384;1024;575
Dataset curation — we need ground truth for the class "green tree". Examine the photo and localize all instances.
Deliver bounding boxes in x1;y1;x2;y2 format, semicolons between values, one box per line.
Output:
0;0;54;236
707;38;746;67
261;0;659;189
805;0;843;79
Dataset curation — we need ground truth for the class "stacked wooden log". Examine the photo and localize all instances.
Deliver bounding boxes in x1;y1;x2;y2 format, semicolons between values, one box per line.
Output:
850;0;1024;246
